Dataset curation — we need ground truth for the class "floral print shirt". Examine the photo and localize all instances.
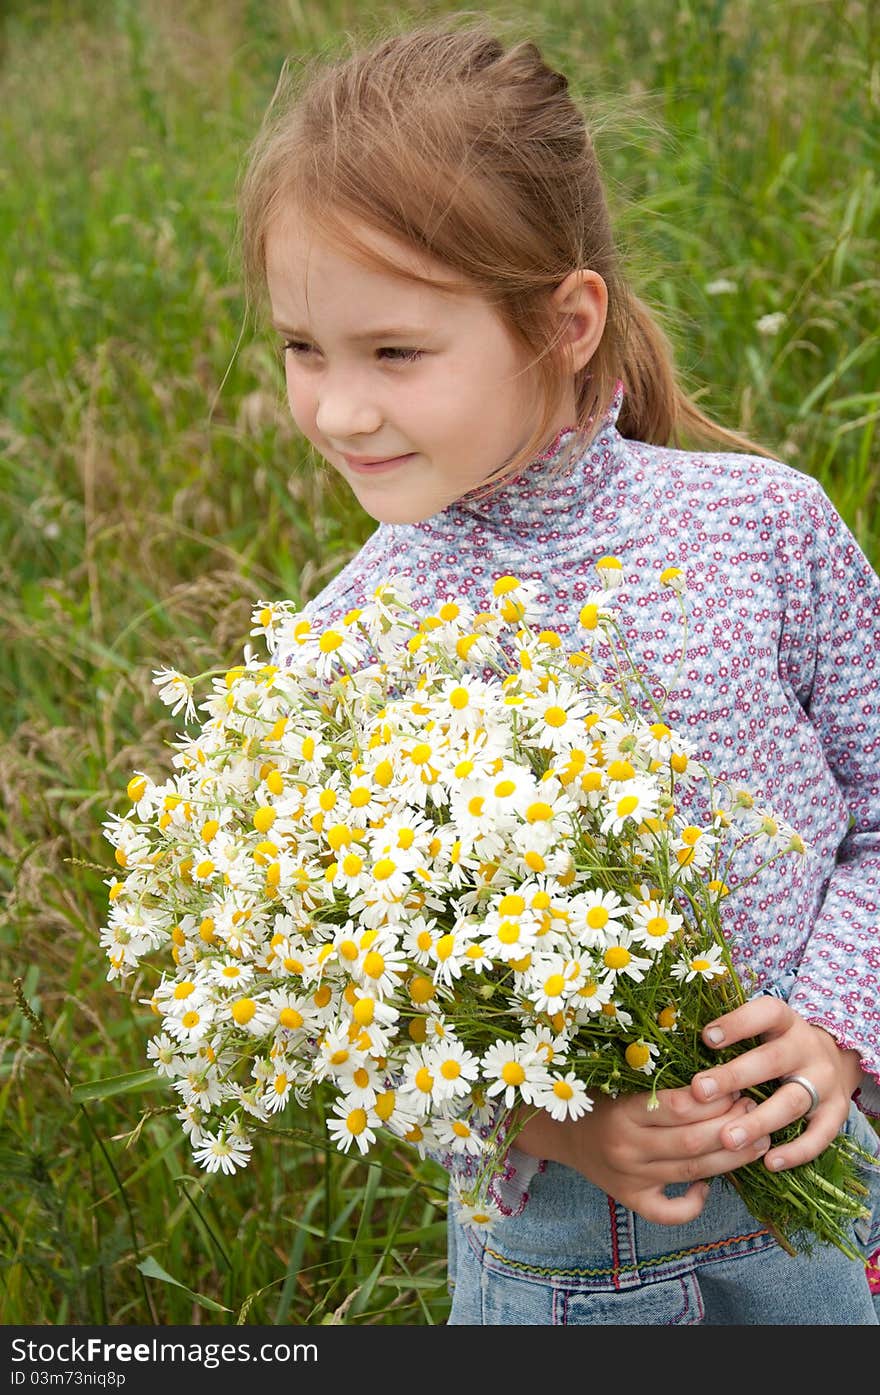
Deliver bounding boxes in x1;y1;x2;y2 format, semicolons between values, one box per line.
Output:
283;383;880;1209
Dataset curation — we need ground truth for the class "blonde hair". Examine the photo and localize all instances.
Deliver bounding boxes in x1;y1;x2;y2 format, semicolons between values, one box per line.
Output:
237;14;776;484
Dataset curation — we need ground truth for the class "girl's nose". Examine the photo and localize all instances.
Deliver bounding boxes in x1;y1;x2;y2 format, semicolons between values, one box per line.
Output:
314;384;383;439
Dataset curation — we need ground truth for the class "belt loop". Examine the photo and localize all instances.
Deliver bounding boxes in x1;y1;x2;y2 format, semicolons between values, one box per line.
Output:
608;1195;640;1289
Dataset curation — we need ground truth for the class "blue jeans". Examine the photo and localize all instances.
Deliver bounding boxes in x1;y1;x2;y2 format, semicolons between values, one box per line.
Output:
447;1101;880;1325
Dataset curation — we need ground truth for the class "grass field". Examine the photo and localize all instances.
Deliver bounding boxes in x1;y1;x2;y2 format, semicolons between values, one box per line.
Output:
1;0;878;1325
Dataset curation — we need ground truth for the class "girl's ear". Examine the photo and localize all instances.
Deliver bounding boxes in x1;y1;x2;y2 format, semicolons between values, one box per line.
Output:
551;270;608;372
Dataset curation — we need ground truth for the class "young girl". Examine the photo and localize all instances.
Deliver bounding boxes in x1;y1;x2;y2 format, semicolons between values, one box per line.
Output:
236;18;880;1324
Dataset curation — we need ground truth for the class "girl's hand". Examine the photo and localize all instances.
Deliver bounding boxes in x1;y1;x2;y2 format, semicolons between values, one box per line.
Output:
689;996;863;1173
513;1085;770;1224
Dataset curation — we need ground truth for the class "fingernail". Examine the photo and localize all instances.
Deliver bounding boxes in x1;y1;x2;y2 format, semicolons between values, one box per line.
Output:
705;1027;724;1045
699;1078;717;1099
756;1136;771;1153
729;1127;747;1148
745;1100;757;1113
767;1155;785;1171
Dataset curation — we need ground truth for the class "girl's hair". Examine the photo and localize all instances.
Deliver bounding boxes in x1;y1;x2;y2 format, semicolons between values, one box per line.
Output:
237;14;776;484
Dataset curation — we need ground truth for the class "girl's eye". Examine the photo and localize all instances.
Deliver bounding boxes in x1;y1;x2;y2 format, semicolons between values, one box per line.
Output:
378;347;423;363
281;341;423;364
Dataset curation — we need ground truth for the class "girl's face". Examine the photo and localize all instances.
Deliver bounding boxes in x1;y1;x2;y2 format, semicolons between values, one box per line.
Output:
265;208;571;524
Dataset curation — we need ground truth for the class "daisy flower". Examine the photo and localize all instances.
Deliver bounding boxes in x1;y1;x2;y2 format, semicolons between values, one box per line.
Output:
225;994;276;1037
672;824;717;877
206;956;255;991
481;1040;550;1108
488;573;542;627
522;682;596;753
362;852;414;907
429;922;481;988
171;1065;225;1110
191;1129;253;1175
430;1038;481;1103
433;1113;486;1157
520;1026;570;1070
311;625;363;682
336;1056;382;1111
397;1047;444;1117
534;1071;593;1122
597;928;654;986
152;667;197;723
368;1087;422;1142
600;779;659;837
571;973;616;1019
576;586;617;629
146;1032;185;1078
327;1095;377;1156
262;1063;295;1114
629;898;684;952
351;935;409;999
166;1002;215;1049
571;887;630;949
481;908;541;965
623;1039;661;1075
455;1198;505;1231
312;1027;367;1085
402;914;441;966
524;954;582;1016
670;943;729;982
598;999;634;1029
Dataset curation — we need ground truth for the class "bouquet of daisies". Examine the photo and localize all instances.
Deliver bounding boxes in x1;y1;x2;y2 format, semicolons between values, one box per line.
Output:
101;561;872;1259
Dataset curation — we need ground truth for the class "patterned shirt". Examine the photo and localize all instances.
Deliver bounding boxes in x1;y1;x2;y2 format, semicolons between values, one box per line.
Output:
284;383;880;1207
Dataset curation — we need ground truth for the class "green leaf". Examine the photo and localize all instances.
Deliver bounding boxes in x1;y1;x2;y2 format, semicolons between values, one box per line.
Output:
136;1256;233;1313
71;1068;168;1102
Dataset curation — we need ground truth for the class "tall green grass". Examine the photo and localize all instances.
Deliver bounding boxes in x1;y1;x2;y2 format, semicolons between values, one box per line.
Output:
1;0;878;1325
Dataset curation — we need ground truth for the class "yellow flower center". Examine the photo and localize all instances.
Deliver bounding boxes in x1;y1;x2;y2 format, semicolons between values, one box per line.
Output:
501;1062;526;1086
603;946;631;970
363;951;386;980
231;998;256;1025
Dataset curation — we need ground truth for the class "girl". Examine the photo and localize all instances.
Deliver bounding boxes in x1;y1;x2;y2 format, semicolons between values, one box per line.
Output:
236;18;880;1324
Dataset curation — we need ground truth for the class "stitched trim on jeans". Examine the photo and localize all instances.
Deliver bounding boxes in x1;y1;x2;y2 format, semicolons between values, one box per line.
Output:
478;1224;771;1281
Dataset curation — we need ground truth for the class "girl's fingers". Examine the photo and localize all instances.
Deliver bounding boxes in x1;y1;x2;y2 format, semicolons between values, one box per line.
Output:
763;1122;833;1173
636;1096;757;1162
690;1040;796;1102
657;1131;774;1185
717;1086;828;1153
630;1181;712;1227
642;1085;741;1126
700;995;792;1048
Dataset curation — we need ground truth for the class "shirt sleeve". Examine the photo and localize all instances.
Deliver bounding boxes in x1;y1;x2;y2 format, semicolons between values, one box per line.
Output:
783;481;880;1115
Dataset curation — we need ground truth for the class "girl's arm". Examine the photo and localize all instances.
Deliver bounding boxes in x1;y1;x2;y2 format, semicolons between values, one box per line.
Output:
781;482;880;1117
685;481;880;1166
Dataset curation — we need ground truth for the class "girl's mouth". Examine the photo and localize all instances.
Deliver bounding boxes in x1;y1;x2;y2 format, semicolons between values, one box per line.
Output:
341;452;416;474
